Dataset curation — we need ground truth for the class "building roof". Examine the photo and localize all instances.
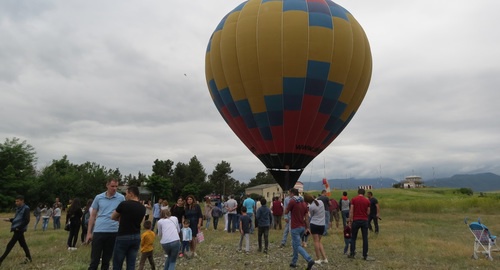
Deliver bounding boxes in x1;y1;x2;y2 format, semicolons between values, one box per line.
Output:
245;183;280;190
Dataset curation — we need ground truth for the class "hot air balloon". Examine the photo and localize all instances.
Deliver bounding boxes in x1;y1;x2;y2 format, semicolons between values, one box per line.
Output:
205;0;372;191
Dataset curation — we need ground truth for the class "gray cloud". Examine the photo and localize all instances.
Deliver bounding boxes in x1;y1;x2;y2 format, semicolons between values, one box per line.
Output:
1;0;499;184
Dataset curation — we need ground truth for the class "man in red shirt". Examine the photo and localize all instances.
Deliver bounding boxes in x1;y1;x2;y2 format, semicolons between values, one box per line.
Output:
348;189;374;261
284;189;315;270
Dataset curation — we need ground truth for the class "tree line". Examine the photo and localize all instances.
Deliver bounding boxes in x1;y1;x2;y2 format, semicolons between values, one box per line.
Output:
0;137;276;211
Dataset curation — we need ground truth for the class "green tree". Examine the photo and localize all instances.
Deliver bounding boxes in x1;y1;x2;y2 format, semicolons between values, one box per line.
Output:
0;138;37;210
247;171;275;187
185;156;208;200
152;159;174;178
172;162;189;199
207;161;233;196
146;174;173;201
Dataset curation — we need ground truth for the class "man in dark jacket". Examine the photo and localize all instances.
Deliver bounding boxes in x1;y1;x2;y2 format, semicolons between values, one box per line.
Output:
0;195;32;266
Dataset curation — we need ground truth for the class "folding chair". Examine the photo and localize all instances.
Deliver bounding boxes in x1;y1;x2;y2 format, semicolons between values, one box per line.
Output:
465;218;499;261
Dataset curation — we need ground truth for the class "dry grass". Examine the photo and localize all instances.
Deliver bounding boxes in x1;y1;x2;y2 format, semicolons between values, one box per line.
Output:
0;189;499;269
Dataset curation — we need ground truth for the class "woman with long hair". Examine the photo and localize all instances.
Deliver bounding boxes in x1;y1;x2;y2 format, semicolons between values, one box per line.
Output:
183;195;202;256
303;193;328;265
66;198;83;250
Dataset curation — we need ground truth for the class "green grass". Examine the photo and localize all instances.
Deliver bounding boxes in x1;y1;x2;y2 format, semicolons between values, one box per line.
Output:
1;188;500;269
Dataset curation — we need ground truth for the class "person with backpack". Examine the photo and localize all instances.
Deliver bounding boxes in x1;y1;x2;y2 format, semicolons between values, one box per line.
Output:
339;191;350;228
211;202;223;230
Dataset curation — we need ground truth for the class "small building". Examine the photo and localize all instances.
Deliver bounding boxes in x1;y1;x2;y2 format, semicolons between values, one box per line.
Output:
402;176;423;188
245;184;283;203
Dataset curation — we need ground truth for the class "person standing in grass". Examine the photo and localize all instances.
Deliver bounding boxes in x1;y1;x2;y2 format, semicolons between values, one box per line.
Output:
81;199;93;244
285;188;315;270
304;193;328;265
317;190;331;236
138;220;156;270
238;206;251;253
42;204;52;231
184;195;202;256
256;198;272;254
348;188;374;261
343;221;352;255
242;195;256;234
204;197;213;230
367;191;380;234
225;195;238;233
111;186;146;270
339;191;350;228
180;220;192;257
0;195;32;266
53;203;62;229
86;178;126;270
271;196;283;230
66;198;83;250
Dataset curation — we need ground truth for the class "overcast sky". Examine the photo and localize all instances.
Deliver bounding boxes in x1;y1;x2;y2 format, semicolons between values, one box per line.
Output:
1;0;499;184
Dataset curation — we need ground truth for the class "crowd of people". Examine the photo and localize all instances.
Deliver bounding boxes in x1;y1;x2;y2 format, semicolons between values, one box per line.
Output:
0;182;381;269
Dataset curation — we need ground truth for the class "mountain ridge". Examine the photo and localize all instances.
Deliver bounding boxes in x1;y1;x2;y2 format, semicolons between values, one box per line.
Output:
301;172;500;192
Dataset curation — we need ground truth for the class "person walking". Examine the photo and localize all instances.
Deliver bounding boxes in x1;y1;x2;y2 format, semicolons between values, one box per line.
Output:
211;202;223;230
238;207;251;253
0;195;32;266
285;189;315;270
152;198;163;231
348;188;374;261
367;191;380;234
33;203;42;231
157;209;181;270
66;198;83;250
86;178;126;270
111;186;146;270
280;192;292;247
138;220;156;270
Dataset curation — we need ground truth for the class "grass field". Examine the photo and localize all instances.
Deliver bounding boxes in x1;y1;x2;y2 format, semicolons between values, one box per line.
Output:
0;188;499;269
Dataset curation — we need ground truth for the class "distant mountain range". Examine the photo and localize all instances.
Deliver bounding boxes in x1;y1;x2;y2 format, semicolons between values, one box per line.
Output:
301;173;500;192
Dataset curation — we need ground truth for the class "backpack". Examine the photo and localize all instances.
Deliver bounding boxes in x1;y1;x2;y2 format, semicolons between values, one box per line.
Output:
211;207;222;218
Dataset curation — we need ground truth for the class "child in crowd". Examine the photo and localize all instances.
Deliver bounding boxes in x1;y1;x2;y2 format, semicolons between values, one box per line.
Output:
139;220;156;270
238;206;252;253
343;221;352;255
180;220;192;258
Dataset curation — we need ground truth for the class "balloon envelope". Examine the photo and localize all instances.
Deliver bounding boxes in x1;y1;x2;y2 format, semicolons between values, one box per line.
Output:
205;0;372;190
